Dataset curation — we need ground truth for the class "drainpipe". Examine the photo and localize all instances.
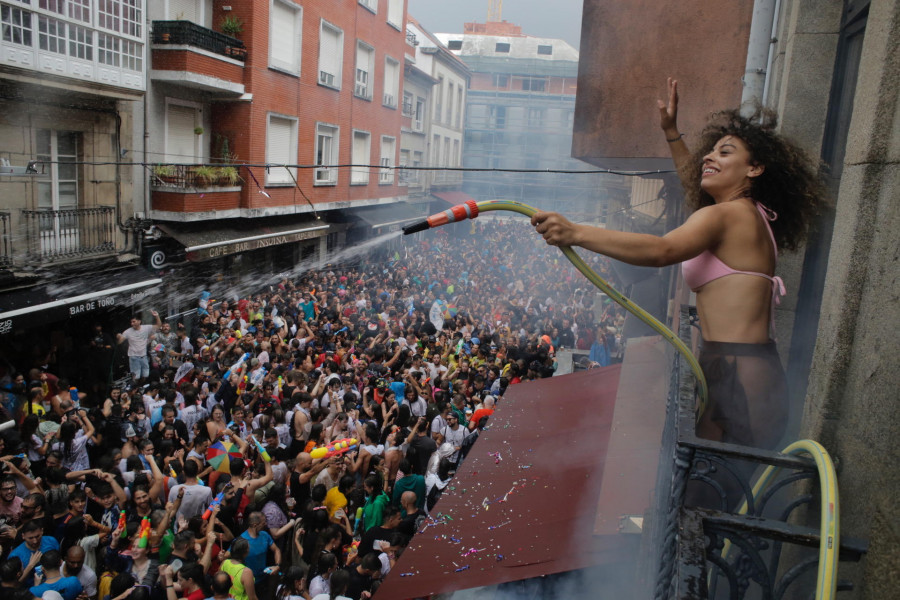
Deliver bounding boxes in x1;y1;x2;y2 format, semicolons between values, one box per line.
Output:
761;0;782;107
741;0;779;113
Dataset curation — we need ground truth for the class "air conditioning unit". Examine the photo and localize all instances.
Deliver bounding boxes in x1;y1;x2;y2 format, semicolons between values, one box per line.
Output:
355;83;368;98
318;71;334;86
383;93;395;107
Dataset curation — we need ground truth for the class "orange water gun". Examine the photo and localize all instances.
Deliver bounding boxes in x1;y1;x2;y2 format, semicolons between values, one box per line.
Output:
310;438;358;460
137;516;151;549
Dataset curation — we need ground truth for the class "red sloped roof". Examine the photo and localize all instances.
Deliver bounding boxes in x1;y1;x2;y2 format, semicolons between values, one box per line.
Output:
375;365;622;599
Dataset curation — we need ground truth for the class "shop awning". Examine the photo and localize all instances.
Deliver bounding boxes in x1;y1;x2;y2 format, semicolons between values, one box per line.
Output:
376;364;625;599
157;220;331;262
348;202;430;230
0;266;162;331
432;191;477;205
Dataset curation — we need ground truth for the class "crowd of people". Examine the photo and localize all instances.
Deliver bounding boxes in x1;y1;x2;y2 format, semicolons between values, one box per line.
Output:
0;220;626;600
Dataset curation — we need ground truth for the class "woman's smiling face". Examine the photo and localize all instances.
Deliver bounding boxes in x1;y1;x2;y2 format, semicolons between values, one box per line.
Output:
700;135;764;200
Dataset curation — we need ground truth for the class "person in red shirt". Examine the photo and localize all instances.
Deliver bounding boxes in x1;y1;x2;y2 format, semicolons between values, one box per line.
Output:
468;396;496;432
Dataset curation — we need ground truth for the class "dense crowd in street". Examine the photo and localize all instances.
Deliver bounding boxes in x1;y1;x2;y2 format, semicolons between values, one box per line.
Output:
0;219;625;600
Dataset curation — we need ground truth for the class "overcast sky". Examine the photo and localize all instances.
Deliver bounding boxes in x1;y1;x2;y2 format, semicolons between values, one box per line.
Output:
408;0;584;49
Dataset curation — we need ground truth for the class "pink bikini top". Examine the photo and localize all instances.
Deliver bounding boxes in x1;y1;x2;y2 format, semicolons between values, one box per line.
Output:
681;202;786;333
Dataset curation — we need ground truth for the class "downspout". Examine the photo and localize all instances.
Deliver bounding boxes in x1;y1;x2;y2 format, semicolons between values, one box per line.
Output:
741;0;779;113
761;0;782;107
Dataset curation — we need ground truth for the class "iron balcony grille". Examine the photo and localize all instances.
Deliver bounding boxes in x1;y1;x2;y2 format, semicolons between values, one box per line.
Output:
0;212;10;268
152;21;246;62
22;207;116;262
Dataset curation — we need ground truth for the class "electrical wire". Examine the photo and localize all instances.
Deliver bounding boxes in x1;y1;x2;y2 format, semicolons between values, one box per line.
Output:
402;198;708;414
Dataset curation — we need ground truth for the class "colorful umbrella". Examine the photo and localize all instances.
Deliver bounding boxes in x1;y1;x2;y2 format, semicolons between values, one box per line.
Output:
206;440;241;473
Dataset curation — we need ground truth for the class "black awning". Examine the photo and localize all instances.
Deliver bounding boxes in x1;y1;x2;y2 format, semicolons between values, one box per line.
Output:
0;266;162;332
347;202;429;230
156;220;332;262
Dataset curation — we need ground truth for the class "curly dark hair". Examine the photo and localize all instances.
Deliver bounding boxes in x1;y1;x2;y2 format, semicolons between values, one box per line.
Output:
685;108;825;251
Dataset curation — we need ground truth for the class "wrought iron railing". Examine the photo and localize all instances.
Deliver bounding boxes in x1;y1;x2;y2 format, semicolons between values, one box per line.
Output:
152;21;246;62
22;207;116;262
0;212;11;268
150;164;243;190
647;306;867;599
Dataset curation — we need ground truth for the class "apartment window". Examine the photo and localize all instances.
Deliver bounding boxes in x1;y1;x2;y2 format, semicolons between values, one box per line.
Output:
493;74;508;88
37;15;66;54
490;105;506;129
3;6;33;46
455;85;463;128
121;0;141;37
97;0;120;32
528;108;544;127
443;137;450;168
386;0;402;28
379;136;395;184
38;0;63;14
537;44;552;55
266;114;298;185
447;40;462;50
398;149;410;185
414;97;425;131
68;23;92;60
432;134;440;166
359;0;376;13
495;42;510;53
97;33;120;66
36;129;82;249
318;21;343;89
445;82;453;125
351;130;370;185
121;37;141;71
453;139;460;167
270;0;302;75
355;41;374;99
402;91;414;117
412;150;423;179
36;129;80;213
315;123;339;185
434;76;443;123
522;77;546;92
67;0;91;23
383;56;399;108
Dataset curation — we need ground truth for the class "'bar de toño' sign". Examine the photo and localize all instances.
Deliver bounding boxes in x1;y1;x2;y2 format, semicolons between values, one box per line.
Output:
187;229;325;261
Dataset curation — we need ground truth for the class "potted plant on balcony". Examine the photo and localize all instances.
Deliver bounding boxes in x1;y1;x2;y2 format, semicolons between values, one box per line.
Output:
192;165;218;187
220;15;244;38
153;164;177;185
216;165;242;187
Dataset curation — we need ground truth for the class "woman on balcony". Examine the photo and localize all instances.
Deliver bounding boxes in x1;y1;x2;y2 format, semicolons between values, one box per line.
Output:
531;78;824;452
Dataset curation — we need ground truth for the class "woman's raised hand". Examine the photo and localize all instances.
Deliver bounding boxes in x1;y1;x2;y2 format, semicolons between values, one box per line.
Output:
657;77;679;133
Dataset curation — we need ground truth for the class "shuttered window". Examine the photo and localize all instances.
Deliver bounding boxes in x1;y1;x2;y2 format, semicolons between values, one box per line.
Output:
351;130;370;185
318;21;342;88
266;114;297;185
270;0;301;74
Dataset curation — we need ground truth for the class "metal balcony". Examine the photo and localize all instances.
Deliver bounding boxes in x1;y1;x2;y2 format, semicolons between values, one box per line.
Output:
22;207;116;263
0;212;10;268
152;21;246;62
646;306;868;599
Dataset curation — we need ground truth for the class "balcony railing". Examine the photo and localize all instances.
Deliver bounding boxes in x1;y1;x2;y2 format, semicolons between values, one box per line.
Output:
151;164;243;190
22;207;116;262
647;306;868;599
152;21;246;62
0;212;10;268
